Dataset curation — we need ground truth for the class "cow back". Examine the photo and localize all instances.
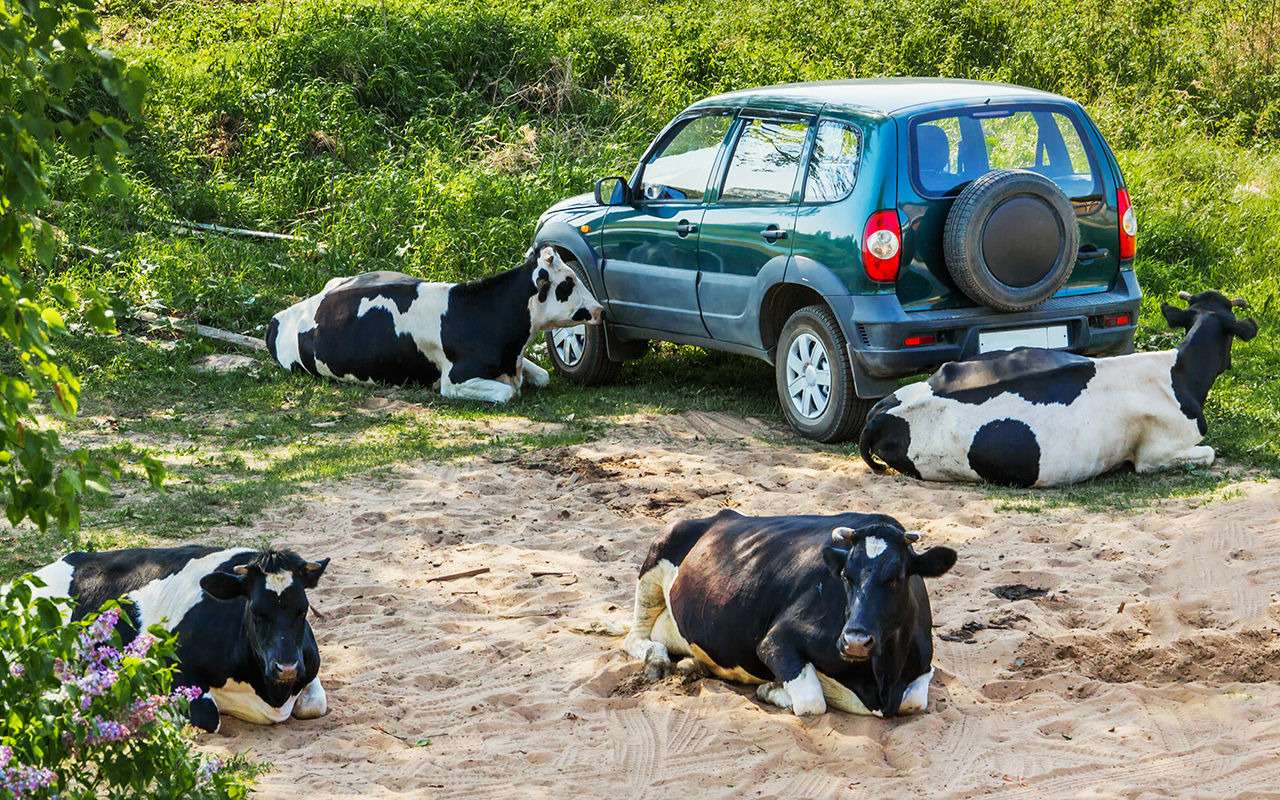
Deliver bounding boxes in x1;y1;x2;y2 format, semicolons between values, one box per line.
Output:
927;347;1098;406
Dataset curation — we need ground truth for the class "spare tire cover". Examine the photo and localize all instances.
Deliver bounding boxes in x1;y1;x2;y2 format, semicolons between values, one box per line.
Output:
942;169;1079;312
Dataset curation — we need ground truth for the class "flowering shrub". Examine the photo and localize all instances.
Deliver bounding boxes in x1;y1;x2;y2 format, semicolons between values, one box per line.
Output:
0;578;256;799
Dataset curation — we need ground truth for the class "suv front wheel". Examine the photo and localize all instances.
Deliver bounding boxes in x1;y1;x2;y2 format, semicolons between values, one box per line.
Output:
775;305;874;443
546;322;621;385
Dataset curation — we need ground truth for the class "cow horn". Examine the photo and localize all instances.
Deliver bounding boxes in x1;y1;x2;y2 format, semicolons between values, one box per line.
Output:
1178;291;1194;302
831;527;856;546
904;531;923;543
1231;297;1249;309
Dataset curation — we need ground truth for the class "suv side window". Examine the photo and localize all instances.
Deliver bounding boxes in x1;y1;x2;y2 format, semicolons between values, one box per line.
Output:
719;118;810;204
804;121;861;202
640;114;732;203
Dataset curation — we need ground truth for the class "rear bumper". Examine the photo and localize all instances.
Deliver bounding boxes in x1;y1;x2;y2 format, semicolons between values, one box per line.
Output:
832;269;1142;397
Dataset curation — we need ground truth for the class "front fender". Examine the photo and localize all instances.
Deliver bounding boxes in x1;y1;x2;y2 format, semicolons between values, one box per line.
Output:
534;218;607;301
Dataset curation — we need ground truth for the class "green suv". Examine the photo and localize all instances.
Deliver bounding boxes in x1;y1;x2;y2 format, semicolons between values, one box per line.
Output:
532;78;1141;441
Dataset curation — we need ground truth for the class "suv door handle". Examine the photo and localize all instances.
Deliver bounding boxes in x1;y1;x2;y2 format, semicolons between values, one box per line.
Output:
1077;246;1109;261
761;226;788;243
675;219;698;237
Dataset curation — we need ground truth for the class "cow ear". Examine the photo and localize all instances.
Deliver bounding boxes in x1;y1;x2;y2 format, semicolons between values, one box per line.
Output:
1161;302;1195;330
910;546;957;578
298;558;330;589
535;268;551;302
823;545;850;576
1228;316;1258;341
201;571;247;601
538;246;555;269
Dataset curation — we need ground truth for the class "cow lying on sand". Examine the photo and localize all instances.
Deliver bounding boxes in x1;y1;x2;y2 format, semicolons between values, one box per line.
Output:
625;510;957;717
31;546;330;732
267;246;603;403
860;290;1259;487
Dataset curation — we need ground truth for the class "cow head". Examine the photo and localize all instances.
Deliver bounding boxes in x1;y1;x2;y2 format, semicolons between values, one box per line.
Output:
1161;290;1258;374
200;549;329;694
528;246;603;330
823;524;956;715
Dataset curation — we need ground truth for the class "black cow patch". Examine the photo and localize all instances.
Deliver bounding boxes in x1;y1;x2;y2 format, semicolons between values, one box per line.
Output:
859;396;921;479
305;283;440;386
440;258;537;383
967;419;1040;487
265;317;280;361
928;348;1097;406
555;276;575;303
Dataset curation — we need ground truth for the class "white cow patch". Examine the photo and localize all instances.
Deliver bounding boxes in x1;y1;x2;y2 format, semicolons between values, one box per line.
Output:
263;571;295;596
131;548;255;630
211;678;298;725
864;536;888;559
28;558;75;604
292;677;328;720
897;668;934;714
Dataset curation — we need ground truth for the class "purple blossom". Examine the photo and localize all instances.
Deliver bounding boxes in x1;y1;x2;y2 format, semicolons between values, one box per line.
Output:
0;745;57;798
124;633;157;658
86;717;132;746
172;685;204;703
8;662;24;678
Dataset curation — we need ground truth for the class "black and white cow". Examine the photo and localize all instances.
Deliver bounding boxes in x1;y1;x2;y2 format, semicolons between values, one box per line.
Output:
624;510;957;717
860;290;1259;487
266;246;603;403
30;545;330;733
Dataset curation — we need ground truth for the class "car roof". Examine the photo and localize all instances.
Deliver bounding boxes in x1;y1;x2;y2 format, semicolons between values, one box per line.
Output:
686;78;1072;118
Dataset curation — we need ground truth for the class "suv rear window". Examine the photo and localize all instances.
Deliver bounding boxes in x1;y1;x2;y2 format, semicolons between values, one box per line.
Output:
912;107;1097;199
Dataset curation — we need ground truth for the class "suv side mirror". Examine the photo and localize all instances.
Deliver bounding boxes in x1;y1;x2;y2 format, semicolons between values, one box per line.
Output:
594;176;631;206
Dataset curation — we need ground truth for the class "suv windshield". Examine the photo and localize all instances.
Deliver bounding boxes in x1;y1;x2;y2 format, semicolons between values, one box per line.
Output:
912;106;1097;199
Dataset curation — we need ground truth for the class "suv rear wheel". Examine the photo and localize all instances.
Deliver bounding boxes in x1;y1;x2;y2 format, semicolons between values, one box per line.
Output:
546;323;621;385
775;305;874;442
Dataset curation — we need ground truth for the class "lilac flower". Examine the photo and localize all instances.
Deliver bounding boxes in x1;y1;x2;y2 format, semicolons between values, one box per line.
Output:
172;685;204;703
0;746;10;769
0;746;57;798
86;717;132;745
8;662;23;678
124;633;157;658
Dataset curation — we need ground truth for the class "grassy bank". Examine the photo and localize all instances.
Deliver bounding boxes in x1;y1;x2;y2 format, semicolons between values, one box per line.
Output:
6;0;1278;573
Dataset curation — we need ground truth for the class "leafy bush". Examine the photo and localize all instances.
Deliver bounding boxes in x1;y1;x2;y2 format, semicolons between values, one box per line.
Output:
0;577;254;799
0;0;162;534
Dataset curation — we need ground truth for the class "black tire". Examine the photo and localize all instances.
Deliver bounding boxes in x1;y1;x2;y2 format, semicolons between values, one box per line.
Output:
775;305;875;443
545;322;622;385
943;169;1079;312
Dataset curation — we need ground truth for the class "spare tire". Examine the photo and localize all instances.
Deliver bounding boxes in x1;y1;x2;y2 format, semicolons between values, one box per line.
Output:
943;169;1079;312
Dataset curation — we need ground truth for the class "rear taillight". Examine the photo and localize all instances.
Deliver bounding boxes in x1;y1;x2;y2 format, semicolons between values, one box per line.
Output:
903;334;937;347
1117;188;1137;259
862;210;902;282
1096;313;1132;328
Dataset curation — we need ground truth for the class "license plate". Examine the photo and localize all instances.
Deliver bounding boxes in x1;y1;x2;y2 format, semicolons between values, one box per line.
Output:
978;325;1069;354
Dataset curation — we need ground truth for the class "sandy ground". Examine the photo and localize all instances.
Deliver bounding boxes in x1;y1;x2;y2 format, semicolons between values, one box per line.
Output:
202;411;1280;799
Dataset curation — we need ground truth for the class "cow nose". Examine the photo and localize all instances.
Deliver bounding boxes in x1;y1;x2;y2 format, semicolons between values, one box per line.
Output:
273;661;299;684
588;306;604;325
839;631;874;660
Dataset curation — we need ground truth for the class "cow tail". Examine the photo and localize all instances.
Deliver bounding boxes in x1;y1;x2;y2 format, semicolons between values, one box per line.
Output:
859;404;889;474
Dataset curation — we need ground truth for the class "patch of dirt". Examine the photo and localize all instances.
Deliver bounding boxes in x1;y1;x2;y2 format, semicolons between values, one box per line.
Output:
195;411;1280;799
992;583;1049;601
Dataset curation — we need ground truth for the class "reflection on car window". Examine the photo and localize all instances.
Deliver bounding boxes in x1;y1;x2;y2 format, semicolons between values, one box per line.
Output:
805;122;860;202
641;115;731;202
913;108;1096;198
720;119;809;203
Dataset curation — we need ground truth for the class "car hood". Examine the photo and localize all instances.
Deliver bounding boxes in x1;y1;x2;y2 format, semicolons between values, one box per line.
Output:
542;191;597;217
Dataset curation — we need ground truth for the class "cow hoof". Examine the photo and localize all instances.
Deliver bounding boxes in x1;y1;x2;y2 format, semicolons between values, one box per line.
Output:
642;646;673;681
756;682;792;710
674;657;705;676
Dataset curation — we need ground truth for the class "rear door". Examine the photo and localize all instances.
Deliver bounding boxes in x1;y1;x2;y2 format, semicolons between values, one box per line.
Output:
897;104;1119;311
601;113;733;336
697;114;810;344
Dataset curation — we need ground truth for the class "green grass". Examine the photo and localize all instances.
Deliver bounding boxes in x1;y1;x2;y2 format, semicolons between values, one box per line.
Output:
6;0;1280;577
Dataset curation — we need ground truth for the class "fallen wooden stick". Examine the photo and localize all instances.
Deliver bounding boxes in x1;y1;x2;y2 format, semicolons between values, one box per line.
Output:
167;218;308;243
425;567;490;583
133;310;266;352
